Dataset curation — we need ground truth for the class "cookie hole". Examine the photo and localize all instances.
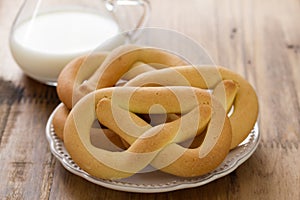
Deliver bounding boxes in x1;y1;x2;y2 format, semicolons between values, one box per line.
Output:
177;129;207;149
227;105;235;116
90;120;127;152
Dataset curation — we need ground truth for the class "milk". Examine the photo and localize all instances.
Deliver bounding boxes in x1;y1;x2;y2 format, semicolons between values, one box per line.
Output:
10;10;121;85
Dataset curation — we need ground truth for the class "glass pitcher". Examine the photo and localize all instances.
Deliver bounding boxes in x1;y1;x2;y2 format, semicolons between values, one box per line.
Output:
9;0;150;86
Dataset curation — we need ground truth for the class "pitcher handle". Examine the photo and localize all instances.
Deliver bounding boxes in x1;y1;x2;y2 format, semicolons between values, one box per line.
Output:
106;0;150;42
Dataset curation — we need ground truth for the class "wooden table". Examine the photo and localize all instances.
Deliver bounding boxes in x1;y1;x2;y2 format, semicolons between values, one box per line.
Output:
1;0;299;199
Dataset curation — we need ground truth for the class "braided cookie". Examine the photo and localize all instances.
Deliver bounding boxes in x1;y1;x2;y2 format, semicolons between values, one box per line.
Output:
52;45;258;180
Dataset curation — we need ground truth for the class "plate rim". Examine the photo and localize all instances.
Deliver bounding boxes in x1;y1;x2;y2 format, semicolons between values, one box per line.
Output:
46;103;260;193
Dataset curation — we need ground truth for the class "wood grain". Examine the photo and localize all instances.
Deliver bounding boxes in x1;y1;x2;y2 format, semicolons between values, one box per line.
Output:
0;0;299;199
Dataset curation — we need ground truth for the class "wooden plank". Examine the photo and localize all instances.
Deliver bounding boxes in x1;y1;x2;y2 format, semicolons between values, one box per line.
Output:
0;79;59;199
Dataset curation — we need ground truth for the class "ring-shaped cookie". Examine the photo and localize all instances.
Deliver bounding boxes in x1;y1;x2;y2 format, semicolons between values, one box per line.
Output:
125;65;259;148
64;87;231;179
57;45;188;109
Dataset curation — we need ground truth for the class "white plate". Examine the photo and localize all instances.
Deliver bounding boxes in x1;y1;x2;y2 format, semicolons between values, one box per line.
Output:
46;104;260;193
